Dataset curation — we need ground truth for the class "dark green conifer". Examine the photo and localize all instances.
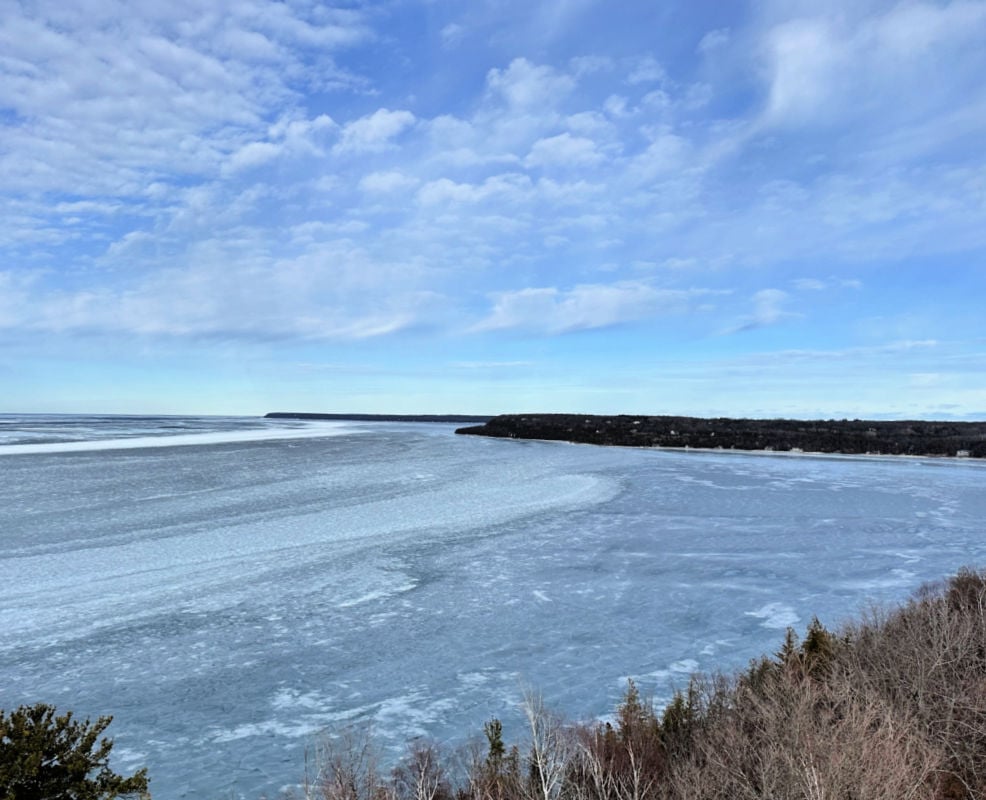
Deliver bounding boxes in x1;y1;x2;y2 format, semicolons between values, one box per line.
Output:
0;703;149;800
775;627;800;668
484;719;505;769
800;616;836;677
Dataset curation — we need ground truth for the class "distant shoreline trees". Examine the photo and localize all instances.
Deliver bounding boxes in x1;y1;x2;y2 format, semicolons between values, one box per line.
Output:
457;414;986;458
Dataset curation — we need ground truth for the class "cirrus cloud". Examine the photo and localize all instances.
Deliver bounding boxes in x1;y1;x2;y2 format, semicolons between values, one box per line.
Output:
474;282;724;334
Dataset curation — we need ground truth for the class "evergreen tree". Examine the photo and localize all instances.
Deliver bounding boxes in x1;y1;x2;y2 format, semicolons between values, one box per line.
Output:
800;617;836;677
0;704;149;800
483;719;505;771
775;627;800;668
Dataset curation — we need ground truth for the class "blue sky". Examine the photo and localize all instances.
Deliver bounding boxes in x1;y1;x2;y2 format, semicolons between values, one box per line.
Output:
1;0;985;417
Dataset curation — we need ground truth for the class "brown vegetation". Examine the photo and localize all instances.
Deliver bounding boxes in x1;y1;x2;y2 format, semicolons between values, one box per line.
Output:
294;568;986;800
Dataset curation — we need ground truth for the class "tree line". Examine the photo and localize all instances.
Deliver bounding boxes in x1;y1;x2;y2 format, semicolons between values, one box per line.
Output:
457;414;986;457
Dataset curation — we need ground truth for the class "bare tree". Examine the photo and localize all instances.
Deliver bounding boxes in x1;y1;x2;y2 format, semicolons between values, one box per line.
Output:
522;692;573;800
305;724;386;800
392;741;451;800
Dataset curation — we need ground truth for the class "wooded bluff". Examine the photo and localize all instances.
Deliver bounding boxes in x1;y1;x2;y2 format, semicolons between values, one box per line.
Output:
456;414;986;458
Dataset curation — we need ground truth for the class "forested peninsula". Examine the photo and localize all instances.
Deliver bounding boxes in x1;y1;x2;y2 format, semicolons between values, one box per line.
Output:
456;414;986;458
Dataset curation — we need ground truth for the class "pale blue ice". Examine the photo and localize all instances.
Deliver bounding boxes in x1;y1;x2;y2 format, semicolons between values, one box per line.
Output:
2;417;985;799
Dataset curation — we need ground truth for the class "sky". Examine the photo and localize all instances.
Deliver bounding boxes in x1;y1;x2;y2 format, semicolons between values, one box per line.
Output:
1;0;985;418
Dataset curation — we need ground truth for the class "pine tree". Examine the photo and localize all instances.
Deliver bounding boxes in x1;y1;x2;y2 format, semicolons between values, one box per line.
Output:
800;617;836;678
0;703;149;800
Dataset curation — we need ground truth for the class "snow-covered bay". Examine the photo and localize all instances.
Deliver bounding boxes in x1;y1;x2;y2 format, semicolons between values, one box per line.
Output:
2;416;985;799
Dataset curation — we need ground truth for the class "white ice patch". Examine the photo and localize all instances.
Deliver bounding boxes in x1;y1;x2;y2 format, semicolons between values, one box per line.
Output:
699;639;737;657
0;422;355;455
108;746;149;773
271;688;334;712
842;569;916;591
372;692;458;741
337;580;417;608
209;719;324;743
458;671;491;688
746;602;800;629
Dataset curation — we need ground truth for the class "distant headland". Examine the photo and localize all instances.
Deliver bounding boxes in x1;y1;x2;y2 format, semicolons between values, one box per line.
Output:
265;412;492;423
455;414;986;458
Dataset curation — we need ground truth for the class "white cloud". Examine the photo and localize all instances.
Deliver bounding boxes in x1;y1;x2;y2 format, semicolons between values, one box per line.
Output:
761;18;844;127
440;23;464;46
417;174;533;206
225;141;283;173
215;28;282;61
626;56;667;85
0;271;35;326
792;278;826;291
726;289;799;333
753;289;793;324
270;114;336;141
732;339;942;365
106;230;155;258
570;55;613;77
0;2;367;197
603;95;630;118
359;171;420;194
641;89;672;111
421;115;527;169
486;58;576;109
473;282;715;334
0;0;982;384
525;133;605;168
760;2;986;131
334;108;416;153
629;130;691;179
9;252;440;341
53;200;121;215
243;3;370;49
698;28;730;53
565;111;616;138
791;277;863;292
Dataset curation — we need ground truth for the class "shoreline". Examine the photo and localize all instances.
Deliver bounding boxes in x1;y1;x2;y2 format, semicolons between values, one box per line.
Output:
496;436;986;466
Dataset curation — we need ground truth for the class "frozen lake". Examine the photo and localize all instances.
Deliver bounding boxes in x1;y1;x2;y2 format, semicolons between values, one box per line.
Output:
2;415;985;799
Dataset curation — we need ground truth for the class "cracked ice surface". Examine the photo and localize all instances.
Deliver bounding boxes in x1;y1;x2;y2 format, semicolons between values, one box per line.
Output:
2;418;986;799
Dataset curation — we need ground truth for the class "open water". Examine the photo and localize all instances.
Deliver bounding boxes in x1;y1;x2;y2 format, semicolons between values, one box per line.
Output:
2;415;985;799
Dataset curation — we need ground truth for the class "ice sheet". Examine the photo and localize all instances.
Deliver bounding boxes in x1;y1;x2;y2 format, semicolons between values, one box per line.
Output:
2;421;985;799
